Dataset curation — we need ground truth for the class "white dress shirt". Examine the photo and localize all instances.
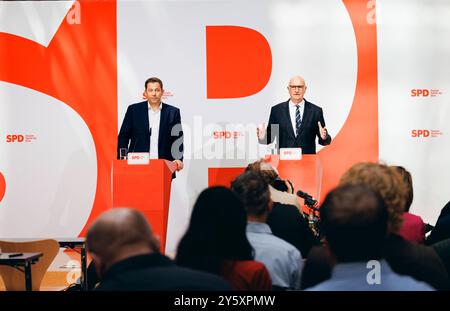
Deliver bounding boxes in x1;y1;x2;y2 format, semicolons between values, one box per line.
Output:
148;102;161;159
288;99;305;137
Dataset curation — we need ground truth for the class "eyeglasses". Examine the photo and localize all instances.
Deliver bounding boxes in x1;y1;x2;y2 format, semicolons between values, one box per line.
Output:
288;85;305;90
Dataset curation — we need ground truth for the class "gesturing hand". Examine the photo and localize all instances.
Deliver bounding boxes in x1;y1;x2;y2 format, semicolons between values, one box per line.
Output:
318;121;328;140
257;124;266;140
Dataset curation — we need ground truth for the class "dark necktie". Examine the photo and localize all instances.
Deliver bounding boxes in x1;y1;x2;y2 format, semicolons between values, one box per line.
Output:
295;105;302;136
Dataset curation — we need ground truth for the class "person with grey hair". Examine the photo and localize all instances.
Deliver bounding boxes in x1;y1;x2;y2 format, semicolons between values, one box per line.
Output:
86;208;230;291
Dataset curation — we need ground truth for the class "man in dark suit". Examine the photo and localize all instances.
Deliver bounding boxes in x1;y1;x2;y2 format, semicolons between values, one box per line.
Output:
257;76;331;154
118;77;183;171
86;208;231;291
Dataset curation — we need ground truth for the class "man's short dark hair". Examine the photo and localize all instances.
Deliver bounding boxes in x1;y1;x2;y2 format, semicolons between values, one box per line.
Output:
145;77;163;90
320;184;388;262
231;171;270;217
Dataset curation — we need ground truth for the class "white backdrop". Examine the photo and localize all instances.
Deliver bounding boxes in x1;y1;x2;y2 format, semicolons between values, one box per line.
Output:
0;0;448;254
117;0;357;252
377;0;450;224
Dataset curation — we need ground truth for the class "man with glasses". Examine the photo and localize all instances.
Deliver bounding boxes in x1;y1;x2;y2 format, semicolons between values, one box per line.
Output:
257;76;331;154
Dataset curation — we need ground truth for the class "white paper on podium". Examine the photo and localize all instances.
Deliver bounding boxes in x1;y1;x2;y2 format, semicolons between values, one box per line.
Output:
280;148;302;160
127;152;150;165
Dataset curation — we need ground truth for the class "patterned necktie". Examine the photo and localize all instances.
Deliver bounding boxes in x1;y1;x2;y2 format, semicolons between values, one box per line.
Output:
295;105;302;136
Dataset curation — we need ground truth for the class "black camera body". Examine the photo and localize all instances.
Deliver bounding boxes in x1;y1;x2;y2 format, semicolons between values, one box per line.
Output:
272;178;288;192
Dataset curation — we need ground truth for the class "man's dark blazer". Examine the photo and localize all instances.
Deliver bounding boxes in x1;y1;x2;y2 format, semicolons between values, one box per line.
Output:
117;101;183;161
95;253;231;291
260;99;331;154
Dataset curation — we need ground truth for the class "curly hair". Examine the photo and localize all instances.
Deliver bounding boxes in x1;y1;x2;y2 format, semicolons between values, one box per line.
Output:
394;166;414;212
339;162;407;233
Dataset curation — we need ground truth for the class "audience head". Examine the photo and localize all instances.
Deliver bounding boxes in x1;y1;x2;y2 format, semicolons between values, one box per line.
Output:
246;159;279;185
320;184;389;262
231;171;272;219
176;186;253;274
339;162;407;233
86;208;159;278
394;166;414;212
246;159;293;193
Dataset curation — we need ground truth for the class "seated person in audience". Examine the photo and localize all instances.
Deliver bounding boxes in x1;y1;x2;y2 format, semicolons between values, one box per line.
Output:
340;163;449;290
394;166;425;243
427;201;450;245
176;186;272;291
231;171;303;290
431;238;450;277
307;184;433;291
302;162;450;290
246;159;319;257
86;208;230;291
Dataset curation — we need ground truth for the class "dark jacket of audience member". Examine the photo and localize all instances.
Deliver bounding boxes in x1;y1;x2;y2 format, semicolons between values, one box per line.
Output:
432;238;450;277
86;208;230;291
427;201;450;245
384;233;449;290
267;202;318;257
96;253;231;291
176;187;272;291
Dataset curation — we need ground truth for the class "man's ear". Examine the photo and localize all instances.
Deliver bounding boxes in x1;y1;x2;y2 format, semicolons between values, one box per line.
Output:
142;91;147;99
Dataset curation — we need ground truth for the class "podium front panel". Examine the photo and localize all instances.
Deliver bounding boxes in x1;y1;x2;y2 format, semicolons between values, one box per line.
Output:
112;160;173;252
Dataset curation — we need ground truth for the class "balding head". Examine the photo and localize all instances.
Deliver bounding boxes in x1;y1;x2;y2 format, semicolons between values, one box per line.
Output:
287;76;307;103
86;208;159;276
289;76;306;86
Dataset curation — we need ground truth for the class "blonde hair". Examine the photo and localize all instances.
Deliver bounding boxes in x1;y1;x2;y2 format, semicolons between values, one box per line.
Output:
339;162;407;233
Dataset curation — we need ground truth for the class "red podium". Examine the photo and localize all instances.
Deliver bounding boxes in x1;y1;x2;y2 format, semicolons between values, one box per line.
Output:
112;159;176;253
208;155;322;214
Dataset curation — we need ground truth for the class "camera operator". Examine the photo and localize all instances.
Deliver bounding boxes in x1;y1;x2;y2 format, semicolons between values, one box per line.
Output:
246;160;301;211
245;160;319;257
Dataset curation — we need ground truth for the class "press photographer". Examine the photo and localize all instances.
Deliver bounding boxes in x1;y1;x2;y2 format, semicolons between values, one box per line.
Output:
245;160;320;257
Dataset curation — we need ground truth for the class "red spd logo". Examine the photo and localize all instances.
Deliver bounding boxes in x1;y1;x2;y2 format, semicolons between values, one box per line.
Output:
411;89;442;97
213;131;242;139
411;89;429;97
411;129;443;138
411;130;430;137
130;155;144;160
6;134;25;142
6;134;37;143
